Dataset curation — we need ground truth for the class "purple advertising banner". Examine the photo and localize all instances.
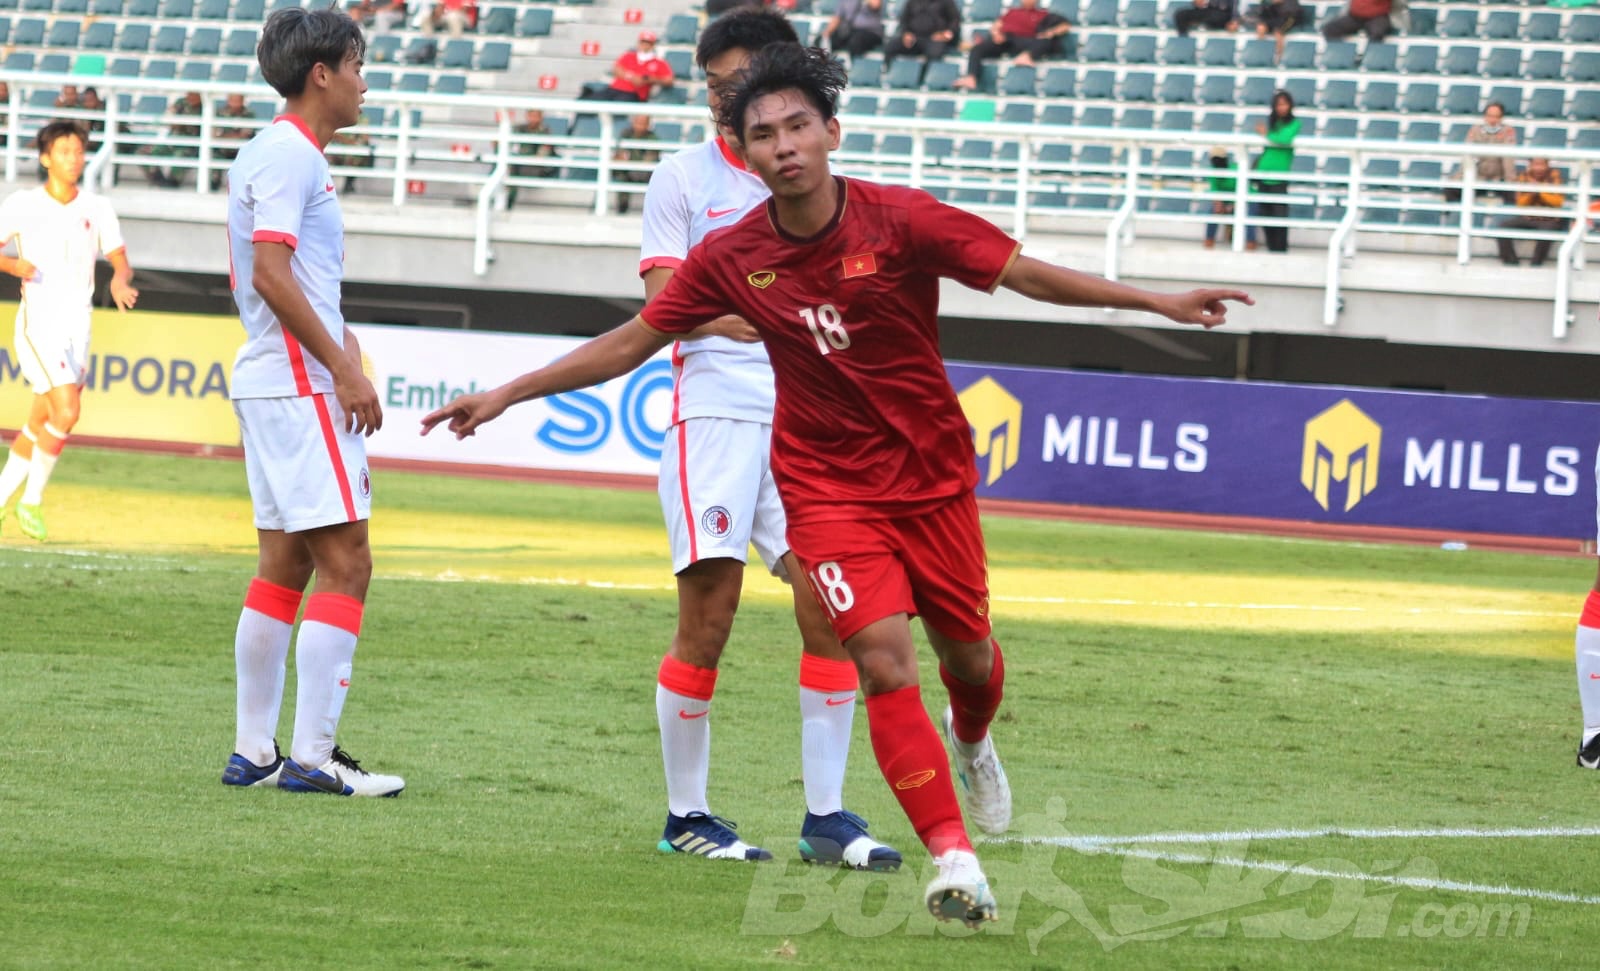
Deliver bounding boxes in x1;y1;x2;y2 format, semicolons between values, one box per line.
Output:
945;364;1600;540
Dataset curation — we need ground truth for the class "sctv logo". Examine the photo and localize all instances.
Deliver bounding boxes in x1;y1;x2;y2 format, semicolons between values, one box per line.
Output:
537;360;674;460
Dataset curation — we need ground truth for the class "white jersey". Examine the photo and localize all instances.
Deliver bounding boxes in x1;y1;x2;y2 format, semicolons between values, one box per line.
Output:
640;136;774;424
0;185;124;326
227;115;346;400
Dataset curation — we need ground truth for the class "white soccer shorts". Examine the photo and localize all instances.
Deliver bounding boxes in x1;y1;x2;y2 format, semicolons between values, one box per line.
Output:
658;416;790;577
235;393;372;533
14;307;90;392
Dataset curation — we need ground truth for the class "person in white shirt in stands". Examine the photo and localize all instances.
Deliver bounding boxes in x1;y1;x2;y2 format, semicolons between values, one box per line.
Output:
634;8;901;869
0;120;137;541
220;6;403;798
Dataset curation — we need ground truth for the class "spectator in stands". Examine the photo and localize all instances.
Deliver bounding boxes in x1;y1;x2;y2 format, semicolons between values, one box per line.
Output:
420;0;475;37
1203;146;1257;249
822;0;886;61
612;113;659;215
328;128;376;194
599;31;677;102
144;91;203;188
1173;0;1237;37
78;87;105;153
952;0;1071;90
507;108;557;207
346;0;377;26
1445;101;1517;205
1496;158;1568;268
1322;0;1391;44
1252;0;1300;60
883;0;961;81
53;84;80;113
211;93;255;191
373;0;407;33
0;83;11;149
1250;89;1298;252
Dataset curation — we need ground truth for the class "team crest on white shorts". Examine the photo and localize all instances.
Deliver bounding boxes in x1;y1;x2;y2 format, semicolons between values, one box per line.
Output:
700;506;733;538
358;467;371;499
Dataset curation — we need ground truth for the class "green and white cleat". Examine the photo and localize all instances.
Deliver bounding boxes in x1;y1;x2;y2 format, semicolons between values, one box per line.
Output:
15;502;46;541
925;849;998;928
941;706;1012;835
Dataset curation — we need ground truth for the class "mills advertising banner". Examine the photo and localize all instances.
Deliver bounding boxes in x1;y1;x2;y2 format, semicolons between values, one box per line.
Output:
950;364;1600;540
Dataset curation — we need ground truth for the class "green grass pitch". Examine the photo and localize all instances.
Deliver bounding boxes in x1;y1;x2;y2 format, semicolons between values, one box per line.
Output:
1;447;1597;969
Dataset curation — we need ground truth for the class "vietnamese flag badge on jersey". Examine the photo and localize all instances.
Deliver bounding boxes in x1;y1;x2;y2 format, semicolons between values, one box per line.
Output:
841;253;878;279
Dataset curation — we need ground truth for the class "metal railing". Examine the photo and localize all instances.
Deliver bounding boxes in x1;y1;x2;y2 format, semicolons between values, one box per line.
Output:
2;70;1595;336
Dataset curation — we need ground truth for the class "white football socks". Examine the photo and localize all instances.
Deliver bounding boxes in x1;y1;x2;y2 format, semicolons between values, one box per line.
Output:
0;446;29;506
656;683;712;817
289;594;363;770
1577;622;1600;747
21;426;65;504
234;607;292;767
799;686;855;816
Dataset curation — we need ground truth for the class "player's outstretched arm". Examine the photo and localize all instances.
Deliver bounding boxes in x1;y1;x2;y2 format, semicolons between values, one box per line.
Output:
419;317;671;440
106;248;138;312
999;255;1252;329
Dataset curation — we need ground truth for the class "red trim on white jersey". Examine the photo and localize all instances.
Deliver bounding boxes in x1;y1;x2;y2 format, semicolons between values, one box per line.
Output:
252;229;299;250
714;136;748;171
676;420;697;563
638;254;684;276
669;341;684;425
311;394;358;521
274;114;321;151
283;332;314;396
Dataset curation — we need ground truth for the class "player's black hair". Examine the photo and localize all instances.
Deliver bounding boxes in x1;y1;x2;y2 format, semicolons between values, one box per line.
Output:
257;7;366;98
717;43;847;143
35;119;87;153
695;7;799;70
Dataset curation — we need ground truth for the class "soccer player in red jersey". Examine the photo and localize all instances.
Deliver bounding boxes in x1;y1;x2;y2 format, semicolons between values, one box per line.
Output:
422;43;1251;925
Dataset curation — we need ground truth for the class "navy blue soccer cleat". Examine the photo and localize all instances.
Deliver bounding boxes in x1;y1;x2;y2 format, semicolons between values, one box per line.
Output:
659;812;773;861
221;742;284;788
799;809;903;871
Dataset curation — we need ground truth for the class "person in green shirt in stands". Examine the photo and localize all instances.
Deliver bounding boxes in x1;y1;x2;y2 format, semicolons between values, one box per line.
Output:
1203;145;1258;250
1250;89;1300;253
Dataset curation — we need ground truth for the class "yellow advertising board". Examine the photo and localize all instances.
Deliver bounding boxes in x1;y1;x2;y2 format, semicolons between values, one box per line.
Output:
0;303;242;446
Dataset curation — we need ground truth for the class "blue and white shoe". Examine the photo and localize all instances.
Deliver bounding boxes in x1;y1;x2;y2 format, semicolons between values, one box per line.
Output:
659;812;773;861
221;743;283;787
278;746;404;797
926;849;998;928
799;810;903;871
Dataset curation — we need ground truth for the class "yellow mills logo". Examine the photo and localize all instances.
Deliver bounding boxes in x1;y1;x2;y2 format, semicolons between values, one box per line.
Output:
1301;399;1381;512
958;376;1022;486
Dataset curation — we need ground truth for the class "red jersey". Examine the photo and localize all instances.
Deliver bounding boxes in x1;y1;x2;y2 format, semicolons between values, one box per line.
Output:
609;51;674;99
640;178;1021;525
998;5;1051;37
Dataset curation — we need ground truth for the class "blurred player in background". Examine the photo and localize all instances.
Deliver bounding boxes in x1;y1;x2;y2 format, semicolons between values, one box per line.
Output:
421;43;1250;924
220;7;403;798
1576;437;1600;770
637;7;899;871
0;120;137;541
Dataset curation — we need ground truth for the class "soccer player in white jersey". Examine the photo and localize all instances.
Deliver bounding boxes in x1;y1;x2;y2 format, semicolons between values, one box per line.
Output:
219;7;403;797
636;9;900;869
0;120;137;541
1576;452;1600;770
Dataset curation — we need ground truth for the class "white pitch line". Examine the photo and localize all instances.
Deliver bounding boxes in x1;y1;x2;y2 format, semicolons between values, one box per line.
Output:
1006;825;1600;846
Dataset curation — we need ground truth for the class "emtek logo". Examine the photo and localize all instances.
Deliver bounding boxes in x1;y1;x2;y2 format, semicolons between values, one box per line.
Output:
958;376;1021;486
1301;399;1381;512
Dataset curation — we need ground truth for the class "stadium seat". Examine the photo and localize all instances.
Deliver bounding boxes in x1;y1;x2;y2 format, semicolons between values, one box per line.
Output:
434;74;466;96
918;98;952;120
1571;14;1600;44
369;35;401;63
162;0;192;13
924;61;961;90
58;0;88;12
37;52;67;72
90;0;121;13
1080;69;1115;99
126;0;155;13
440;39;473;69
1361;81;1397;113
82;20;114;48
1400;44;1436;75
107;56;139;76
1364;118;1398;142
216;62;246;84
1486;86;1521;118
1575;90;1600;124
923;135;953;159
1439;8;1476;38
1161;36;1195;66
1481;47;1518;79
224;29;256;57
1526;88;1564;121
231;0;260;17
46;19;78;46
1040;103;1075;126
186;27;221;55
1282;39;1317;70
398;73;428;93
1080;105;1114;128
879;134;912;158
181;60;211;81
1197;74;1233;105
1525;50;1563;82
1359;43;1395;73
1241;75;1276;107
1478;10;1518;40
884;58;920;89
1121;71;1155;102
1120;106;1154;129
18;0;45;10
664;12;698;44
1000;64;1036;95
364;69;391;90
2;51;32;70
1159;108;1193;131
841;93;877;115
517;8;553;37
1240;38;1275;69
402;38;436;65
197;0;227;16
1401;82;1436;114
1528;127;1566;150
1040;66;1074;97
998;101;1032;124
1442;83;1480;116
1124;0;1158;28
1570;51;1600;85
1446;45;1478;77
1363;157;1400;189
1200;110;1232;133
1320;116;1357;140
1198;37;1234;68
849;55;881;87
881;95;916;117
11;16;41;44
1082;32;1116;63
1523;12;1559;43
478;41;513;72
154;25;187;53
1576;128;1600;152
1049;0;1077;23
1158;73;1194;103
479;7;513;34
26;89;54;110
145;58;176;80
1082;0;1117;26
839;131;874;158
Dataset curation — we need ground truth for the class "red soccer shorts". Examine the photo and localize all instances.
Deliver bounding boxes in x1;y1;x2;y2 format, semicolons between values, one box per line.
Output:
787;491;992;644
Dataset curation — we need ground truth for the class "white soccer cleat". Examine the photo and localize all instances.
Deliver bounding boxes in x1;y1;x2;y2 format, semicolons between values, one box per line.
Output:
278;746;404;797
925;849;998;928
942;706;1012;835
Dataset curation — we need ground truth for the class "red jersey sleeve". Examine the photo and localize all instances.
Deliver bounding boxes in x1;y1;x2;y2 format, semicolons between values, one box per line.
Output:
637;244;731;335
907;191;1021;293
